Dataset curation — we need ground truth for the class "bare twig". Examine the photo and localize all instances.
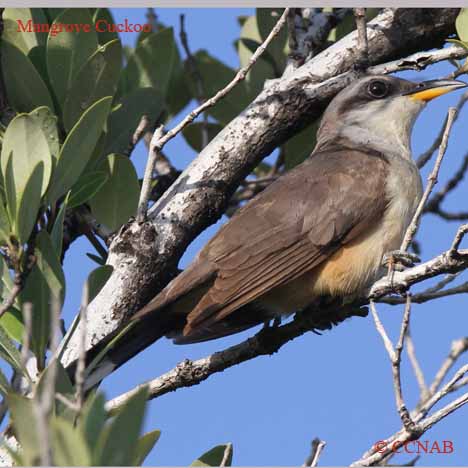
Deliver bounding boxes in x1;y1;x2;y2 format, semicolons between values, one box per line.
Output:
417;91;468;168
449;223;468;255
0;282;21;320
137;125;165;222
220;442;233;467
303;437;326;467
354;8;369;69
20;303;32;371
150;9;289;154
125;114;150;157
33;294;61;465
429;337;468;395
180;14;209;148
370;297;415;432
425;152;468;212
378;280;468;305
75;282;89;411
400;107;457;252
146;8;158;31
370;45;468;77
405;330;429;401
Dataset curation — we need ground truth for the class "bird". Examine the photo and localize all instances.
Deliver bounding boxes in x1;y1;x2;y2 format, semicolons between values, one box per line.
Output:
83;74;466;383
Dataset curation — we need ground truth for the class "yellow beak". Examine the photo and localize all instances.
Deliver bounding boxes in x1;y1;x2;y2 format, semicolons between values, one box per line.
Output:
405;79;467;102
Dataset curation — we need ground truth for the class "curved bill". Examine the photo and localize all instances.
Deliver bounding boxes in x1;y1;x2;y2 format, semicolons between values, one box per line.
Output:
404;79;467;102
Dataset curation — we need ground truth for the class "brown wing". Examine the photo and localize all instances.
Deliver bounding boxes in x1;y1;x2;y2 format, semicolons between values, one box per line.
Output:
134;147;389;342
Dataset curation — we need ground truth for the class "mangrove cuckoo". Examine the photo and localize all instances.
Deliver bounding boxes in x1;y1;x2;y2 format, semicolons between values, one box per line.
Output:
84;75;466;384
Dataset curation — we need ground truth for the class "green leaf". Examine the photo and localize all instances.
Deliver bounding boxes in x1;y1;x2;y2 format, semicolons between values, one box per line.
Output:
0;327;29;377
192;444;233;467
93;386;149;465
193;50;250;125
12;162;44;244
89;154;140;232
35;360;74;417
7;394;40;465
124;27;177;95
79;392;108;451
447;38;468;51
28;106;60;167
1;111;53;237
0;197;11;244
50;195;68;255
86;265;113;302
63;39;121;132
93;8;120;45
182;123;223;152
0;308;24;344
0;367;11;396
19;231;65;368
456;8;468;42
133;430;161;465
283;121;319;170
51;417;92;466
2;8;47;55
104;87;164;156
47;96;113;203
68;171;108;209
1;41;54;113
47;8;99;109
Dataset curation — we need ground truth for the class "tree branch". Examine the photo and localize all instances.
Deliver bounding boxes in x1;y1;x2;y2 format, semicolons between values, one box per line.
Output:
400;107;457;252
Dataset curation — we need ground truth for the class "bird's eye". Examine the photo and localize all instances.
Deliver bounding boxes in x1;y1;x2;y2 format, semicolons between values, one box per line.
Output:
367;80;389;99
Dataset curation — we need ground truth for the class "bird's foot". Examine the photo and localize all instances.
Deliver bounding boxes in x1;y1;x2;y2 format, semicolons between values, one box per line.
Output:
382;250;420;272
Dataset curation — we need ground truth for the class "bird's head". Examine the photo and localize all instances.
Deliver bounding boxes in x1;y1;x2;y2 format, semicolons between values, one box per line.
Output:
316;75;466;158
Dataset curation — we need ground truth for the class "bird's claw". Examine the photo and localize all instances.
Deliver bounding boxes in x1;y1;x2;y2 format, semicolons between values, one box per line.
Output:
382;250;421;271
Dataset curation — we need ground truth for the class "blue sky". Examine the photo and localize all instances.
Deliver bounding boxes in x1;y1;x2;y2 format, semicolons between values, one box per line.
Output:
59;8;468;466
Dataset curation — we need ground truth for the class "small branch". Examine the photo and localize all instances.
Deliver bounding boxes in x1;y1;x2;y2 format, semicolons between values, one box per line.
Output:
0;282;21;320
146;8;158;32
149;8;289;154
405;330;429;401
74;282;89;411
417;91;468;168
303;437;326;467
220;442;233;467
33;295;61;465
125;114;150;157
425;152;468;212
370;297;415;432
400;107;457;252
137;125;164;222
179;14;209;148
378;280;468;305
353;8;369;69
369;45;468;77
449;223;468;256
429;337;468;395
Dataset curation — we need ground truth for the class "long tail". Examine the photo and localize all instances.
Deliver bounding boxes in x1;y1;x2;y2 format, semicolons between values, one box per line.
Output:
66;306;183;389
